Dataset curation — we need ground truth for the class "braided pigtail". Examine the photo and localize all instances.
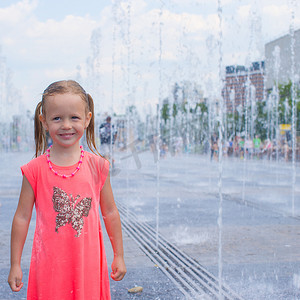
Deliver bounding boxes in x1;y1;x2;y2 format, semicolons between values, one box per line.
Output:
34;101;47;157
86;94;101;156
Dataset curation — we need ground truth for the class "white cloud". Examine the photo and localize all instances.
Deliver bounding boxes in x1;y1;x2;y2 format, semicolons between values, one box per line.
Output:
237;4;251;20
26;15;94;38
0;5;100;80
263;4;289;18
44;67;77;81
0;0;37;23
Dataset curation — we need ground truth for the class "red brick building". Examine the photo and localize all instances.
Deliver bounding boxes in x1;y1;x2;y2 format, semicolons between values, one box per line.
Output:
222;61;265;112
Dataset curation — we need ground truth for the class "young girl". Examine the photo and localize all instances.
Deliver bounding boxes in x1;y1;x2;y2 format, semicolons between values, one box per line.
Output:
7;80;126;299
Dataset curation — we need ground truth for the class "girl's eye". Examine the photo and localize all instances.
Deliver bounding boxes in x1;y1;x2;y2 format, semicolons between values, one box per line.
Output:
72;116;80;120
53;117;60;121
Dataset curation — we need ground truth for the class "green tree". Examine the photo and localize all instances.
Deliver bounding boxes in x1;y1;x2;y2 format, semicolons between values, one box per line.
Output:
172;102;178;119
278;81;300;131
161;100;170;124
254;100;268;140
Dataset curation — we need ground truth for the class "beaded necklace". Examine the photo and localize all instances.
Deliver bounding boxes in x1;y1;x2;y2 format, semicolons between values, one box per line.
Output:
46;145;84;178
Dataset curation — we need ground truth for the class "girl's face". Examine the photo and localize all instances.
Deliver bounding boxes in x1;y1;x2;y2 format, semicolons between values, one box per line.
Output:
40;93;92;149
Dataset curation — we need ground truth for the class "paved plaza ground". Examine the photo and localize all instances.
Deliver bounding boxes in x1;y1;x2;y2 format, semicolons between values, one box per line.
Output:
0;150;300;299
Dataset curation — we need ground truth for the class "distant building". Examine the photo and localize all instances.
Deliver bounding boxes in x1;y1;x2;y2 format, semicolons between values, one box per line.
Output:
265;28;300;91
222;28;300;113
222;61;265;112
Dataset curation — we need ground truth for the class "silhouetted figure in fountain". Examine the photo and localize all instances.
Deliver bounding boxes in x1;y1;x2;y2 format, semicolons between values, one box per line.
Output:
245;135;253;159
253;135;261;159
262;138;273;160
282;141;290;161
239;137;245;159
99;116;117;161
210;133;218;161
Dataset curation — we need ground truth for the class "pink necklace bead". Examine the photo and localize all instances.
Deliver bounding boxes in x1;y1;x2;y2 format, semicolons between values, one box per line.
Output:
46;145;84;178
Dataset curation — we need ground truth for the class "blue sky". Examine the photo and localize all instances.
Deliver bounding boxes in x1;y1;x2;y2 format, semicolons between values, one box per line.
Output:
0;0;300;118
3;0;111;20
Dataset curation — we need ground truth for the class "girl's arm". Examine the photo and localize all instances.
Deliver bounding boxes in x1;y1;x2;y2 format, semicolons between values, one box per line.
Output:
100;172;126;281
8;175;35;292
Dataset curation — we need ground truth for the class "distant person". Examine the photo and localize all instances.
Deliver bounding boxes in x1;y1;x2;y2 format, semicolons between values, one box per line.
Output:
262;138;273;159
282;141;290;162
213;141;219;161
8;80;126;299
253;135;261;158
210;133;218;161
245;135;253;158
239;137;245;159
99;116;117;161
233;136;239;157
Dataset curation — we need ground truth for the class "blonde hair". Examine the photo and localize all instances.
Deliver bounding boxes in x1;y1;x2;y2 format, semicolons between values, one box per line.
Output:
34;80;100;157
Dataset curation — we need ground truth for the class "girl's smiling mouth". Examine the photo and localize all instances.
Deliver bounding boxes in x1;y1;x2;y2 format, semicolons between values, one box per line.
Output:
59;133;75;138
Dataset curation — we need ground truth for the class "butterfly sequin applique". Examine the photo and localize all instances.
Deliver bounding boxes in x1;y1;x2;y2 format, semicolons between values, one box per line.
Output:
52;186;92;237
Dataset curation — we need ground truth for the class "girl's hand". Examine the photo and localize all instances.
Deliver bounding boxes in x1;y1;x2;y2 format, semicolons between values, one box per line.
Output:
8;264;24;292
111;255;126;281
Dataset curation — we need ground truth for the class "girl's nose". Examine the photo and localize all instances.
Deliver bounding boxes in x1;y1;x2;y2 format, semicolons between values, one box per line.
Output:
62;119;72;129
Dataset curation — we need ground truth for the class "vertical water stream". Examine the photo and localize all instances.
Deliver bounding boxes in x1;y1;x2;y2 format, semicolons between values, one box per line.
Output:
289;0;297;217
217;1;224;299
156;1;164;249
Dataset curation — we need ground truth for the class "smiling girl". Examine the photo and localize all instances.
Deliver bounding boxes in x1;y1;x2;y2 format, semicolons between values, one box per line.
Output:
8;80;126;299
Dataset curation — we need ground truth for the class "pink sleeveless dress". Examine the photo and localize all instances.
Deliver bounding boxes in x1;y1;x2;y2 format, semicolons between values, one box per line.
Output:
21;151;111;299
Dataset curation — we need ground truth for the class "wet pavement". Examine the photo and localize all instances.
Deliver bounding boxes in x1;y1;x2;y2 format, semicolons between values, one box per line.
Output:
0;150;300;299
